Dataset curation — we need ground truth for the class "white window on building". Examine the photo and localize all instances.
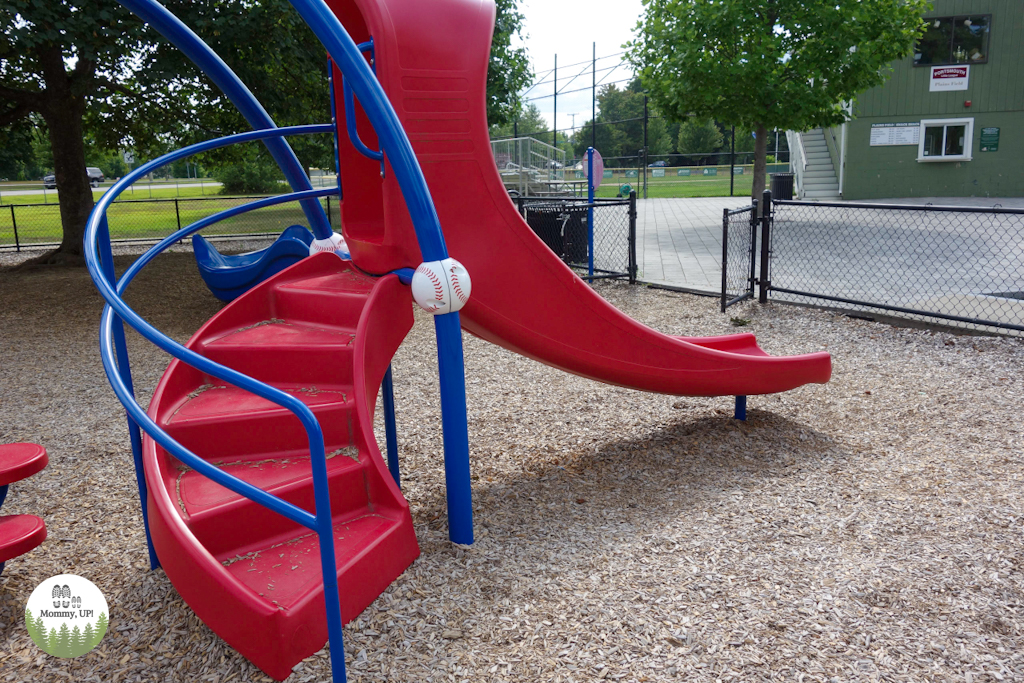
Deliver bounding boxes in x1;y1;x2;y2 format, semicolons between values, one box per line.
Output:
918;118;973;162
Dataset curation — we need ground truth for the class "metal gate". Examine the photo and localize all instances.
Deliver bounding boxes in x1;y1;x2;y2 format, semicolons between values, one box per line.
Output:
720;203;759;312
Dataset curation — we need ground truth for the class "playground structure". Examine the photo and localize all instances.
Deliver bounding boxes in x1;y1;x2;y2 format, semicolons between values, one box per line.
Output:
83;0;832;681
0;443;48;576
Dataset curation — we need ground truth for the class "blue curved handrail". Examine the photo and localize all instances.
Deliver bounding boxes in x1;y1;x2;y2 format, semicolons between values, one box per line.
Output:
87;3;478;680
116;0;332;240
285;0;448;261
86;126;348;682
342;39;384;165
343;78;384;162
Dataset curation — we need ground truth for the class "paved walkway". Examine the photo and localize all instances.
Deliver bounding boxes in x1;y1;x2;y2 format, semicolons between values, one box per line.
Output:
636;197;747;293
634;195;1024;295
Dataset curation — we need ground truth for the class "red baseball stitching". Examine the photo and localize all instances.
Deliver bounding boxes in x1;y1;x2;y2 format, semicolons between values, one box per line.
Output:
426;269;444;299
451;273;467;303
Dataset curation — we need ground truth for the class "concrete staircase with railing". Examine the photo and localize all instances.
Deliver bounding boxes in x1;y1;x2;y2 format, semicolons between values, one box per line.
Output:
797;129;841;200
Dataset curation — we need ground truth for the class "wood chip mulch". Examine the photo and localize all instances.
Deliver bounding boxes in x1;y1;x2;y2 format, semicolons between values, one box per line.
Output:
1;247;1021;683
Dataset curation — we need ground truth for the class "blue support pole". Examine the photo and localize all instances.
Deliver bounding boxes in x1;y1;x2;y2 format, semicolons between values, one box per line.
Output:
285;0;474;547
433;314;474;545
587;147;595;281
734;395;747;421
382;365;400;488
96;214;160;570
115;0;332;240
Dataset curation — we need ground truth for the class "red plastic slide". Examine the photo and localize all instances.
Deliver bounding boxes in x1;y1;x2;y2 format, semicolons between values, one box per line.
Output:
328;0;831;396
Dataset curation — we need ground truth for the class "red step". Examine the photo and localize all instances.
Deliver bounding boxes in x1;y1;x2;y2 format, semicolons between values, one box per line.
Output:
0;443;48;486
143;254;418;680
0;515;46;564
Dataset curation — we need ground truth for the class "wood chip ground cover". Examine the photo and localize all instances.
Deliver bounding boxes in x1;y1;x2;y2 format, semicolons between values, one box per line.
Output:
0;248;1021;682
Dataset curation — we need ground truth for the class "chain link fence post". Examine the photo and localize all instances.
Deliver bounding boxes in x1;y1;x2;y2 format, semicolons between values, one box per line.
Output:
628;191;637;284
758;189;772;304
721;207;729;313
10;205;19;252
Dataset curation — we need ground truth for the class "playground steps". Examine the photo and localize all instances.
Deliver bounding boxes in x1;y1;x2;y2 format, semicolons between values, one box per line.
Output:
144;254;419;681
0;443;49;570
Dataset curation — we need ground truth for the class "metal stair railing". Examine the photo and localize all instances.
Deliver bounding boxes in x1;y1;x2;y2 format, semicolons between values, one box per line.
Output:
89;3;478;681
86;124;351;682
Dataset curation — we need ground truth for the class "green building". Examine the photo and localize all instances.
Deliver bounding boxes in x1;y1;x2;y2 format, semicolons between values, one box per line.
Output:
789;0;1022;200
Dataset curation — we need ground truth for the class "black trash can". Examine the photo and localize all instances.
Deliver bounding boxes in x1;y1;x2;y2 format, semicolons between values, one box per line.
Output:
770;172;794;200
523;205;564;255
523;203;589;265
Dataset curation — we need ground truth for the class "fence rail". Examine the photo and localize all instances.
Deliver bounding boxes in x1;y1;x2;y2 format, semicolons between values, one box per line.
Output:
766;198;1024;335
0;194;342;251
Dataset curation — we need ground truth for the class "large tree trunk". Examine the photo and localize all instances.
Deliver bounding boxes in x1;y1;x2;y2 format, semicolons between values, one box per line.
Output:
749;124;770;215
26;46;93;267
751;124;769;213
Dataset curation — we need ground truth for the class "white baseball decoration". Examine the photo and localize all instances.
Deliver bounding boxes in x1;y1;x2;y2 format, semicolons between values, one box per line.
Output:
411;258;471;315
309;231;350;257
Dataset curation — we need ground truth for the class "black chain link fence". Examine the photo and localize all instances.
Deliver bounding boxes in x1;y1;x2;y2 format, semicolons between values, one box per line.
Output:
768;200;1024;334
517;194;637;281
720;203;758;312
0;195;343;251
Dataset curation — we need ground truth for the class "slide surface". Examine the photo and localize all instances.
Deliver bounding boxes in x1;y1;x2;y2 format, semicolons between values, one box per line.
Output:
328;0;831;396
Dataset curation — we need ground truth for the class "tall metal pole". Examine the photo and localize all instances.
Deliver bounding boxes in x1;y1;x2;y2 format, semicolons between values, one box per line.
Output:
591;42;597;150
553;54;558;149
642;94;649;199
587;147;595;281
730;126;736;196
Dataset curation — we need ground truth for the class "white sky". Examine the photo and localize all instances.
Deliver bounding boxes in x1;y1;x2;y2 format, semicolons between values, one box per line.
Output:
515;0;646;134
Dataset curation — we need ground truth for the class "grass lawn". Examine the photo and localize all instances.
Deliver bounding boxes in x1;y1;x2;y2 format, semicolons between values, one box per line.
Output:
0;180;228;204
1;195;341;246
1;164;783;247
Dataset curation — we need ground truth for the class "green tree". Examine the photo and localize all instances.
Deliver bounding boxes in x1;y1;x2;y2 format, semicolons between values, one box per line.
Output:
55;623;71;658
213;148;285;195
94;612;109;646
25;608;45;650
69;625;85;657
676;118;723;163
490;102;548;139
0;1;334;265
627;0;929;203
81;622;95;654
486;0;532;128
572;79;671;163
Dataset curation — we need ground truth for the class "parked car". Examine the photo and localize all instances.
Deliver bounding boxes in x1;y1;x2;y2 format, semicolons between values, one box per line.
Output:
42;168;105;190
648;160;668;167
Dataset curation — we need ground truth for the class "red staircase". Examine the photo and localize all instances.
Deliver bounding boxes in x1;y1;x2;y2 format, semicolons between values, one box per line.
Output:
0;442;48;572
142;254;419;680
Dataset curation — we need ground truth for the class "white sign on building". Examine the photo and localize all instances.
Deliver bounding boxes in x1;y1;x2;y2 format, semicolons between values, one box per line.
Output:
869;123;921;146
929;65;969;92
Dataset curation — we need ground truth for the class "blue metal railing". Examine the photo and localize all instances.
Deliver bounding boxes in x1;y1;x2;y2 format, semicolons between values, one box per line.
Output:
86;125;348;681
90;3;478;682
117;0;332;240
342;39;385;172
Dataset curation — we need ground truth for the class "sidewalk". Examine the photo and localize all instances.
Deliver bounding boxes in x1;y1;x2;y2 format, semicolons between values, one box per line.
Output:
636;196;747;293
